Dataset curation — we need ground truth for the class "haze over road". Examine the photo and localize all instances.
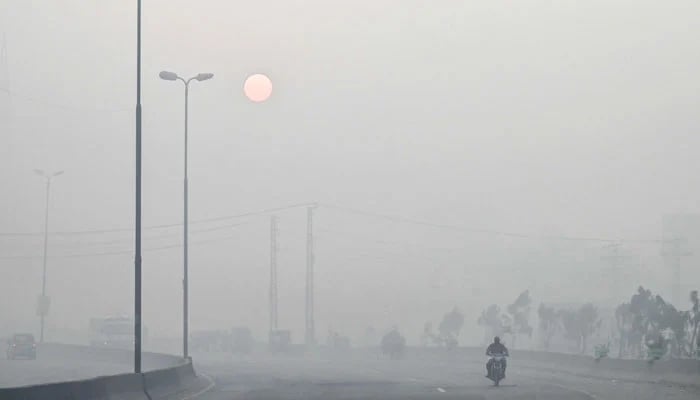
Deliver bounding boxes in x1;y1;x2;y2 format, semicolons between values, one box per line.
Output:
191;352;700;400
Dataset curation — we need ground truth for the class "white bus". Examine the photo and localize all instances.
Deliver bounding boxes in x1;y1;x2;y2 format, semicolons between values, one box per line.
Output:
89;316;137;349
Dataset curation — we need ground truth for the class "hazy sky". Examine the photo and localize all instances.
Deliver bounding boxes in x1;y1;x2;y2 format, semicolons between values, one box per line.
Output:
1;1;699;345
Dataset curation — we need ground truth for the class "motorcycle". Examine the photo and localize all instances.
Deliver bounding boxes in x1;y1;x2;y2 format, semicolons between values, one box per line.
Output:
487;354;506;386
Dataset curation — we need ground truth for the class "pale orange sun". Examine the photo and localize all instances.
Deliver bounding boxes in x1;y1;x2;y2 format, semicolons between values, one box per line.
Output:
244;74;273;103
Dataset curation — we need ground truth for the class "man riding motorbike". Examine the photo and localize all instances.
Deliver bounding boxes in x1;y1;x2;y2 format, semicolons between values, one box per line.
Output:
486;336;509;379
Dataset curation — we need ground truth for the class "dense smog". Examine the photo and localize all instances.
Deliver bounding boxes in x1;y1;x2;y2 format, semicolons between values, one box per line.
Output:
1;1;699;399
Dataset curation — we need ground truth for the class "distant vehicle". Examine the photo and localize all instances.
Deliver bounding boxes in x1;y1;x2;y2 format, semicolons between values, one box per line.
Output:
6;333;36;360
90;316;133;349
191;330;231;352
269;330;291;353
381;328;406;359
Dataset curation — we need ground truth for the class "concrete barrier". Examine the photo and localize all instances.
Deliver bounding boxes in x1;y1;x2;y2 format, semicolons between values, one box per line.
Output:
0;345;199;400
143;362;198;400
37;343;181;370
71;373;149;400
0;381;75;400
0;372;150;400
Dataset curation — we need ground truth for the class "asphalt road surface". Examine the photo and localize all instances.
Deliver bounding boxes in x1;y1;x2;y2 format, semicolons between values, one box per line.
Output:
3;347;698;400
191;352;700;400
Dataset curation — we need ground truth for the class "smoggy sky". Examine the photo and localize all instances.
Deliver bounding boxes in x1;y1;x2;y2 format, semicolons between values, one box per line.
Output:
1;1;699;345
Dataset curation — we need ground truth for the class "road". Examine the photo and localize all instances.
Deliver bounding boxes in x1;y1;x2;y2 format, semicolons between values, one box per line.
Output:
192;352;700;400
2;346;697;399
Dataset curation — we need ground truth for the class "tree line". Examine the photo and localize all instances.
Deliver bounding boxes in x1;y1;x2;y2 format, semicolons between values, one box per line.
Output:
422;287;699;359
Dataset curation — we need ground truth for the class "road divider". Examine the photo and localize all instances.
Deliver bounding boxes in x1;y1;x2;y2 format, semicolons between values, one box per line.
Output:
0;344;201;400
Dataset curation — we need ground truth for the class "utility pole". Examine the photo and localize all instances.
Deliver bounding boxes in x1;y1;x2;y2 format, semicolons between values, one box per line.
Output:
39;177;50;342
269;216;278;338
305;206;316;346
662;236;692;306
134;0;143;374
33;169;63;342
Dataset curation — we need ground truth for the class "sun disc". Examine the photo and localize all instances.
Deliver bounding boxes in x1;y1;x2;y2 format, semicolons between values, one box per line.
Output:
244;74;272;103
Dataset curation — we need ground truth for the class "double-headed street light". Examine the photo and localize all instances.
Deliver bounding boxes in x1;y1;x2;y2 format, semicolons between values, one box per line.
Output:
33;169;64;343
159;70;214;359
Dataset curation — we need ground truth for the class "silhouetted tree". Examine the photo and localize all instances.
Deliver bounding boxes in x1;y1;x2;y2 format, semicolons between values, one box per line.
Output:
559;308;580;351
615;303;634;357
617;287;694;358
538;304;558;350
420;322;434;347
439;307;465;349
649;296;689;356
689;290;699;357
558;303;601;354
381;327;406;359
578;303;601;354
507;290;533;348
478;304;505;342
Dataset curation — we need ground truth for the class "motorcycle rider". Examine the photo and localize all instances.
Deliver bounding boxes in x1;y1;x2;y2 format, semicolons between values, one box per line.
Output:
486;336;509;379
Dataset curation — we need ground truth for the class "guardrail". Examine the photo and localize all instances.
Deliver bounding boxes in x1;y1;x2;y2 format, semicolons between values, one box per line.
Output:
0;344;200;400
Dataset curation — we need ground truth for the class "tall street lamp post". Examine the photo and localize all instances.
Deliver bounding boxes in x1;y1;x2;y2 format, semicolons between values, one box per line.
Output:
134;0;143;373
159;70;214;359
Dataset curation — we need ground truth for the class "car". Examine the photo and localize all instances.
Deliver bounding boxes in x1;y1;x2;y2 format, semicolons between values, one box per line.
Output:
6;333;37;360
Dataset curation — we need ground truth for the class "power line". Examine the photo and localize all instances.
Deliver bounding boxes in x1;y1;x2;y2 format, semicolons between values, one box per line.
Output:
193;202;317;224
0;231;247;261
0;202;315;238
319;203;662;243
41;222;250;248
316;227;463;253
1;200;663;244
